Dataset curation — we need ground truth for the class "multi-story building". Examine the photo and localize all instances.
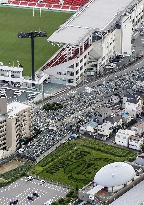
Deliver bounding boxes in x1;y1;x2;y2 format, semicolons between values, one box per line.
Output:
0;116;7;151
123;94;143;117
6;102;33;152
0;65;24;83
131;122;144;135
0;95;33;154
115;129;136;147
41;0;144;86
129;135;143;150
0;94;7;151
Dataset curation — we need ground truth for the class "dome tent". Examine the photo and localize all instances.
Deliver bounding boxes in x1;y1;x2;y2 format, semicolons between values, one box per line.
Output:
94;162;136;188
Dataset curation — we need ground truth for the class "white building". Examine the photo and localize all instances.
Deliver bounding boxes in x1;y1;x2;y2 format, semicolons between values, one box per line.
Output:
0;96;33;156
0;95;7;151
131;122;144;135
129;135;143;150
0;115;7;150
6;102;33;152
135;153;144;166
94;162;136;192
41;0;144;86
115;129;136;147
0;65;23;83
123;95;143;117
97;121;113;139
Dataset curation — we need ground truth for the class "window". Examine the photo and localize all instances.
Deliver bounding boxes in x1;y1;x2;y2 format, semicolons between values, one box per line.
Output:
84;55;87;59
57;72;61;75
69;64;74;68
76;62;79;67
68;79;74;83
70;72;74;76
80;66;83;71
80;58;83;63
76;70;79;75
76;76;79;81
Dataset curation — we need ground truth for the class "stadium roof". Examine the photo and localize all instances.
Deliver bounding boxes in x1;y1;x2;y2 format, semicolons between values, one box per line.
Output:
48;0;137;45
94;162;136;187
48;26;93;46
110;180;144;205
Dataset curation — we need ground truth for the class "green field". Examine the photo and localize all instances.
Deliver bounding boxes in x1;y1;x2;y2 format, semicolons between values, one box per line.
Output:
0;6;72;75
31;138;136;189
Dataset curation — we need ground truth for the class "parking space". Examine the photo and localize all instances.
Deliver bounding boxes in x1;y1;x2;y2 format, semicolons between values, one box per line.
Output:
0;177;69;205
0;82;65;104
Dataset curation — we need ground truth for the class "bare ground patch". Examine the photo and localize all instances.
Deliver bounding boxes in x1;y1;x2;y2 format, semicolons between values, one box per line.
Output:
0;160;24;174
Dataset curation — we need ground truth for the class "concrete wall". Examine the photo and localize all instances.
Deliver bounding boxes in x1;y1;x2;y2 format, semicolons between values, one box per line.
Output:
0;96;7;114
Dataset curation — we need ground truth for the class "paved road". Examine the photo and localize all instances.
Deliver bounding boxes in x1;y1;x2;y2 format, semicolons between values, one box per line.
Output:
44;57;144;104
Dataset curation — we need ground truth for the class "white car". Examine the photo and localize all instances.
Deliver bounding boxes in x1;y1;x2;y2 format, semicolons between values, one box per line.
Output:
40;180;45;185
14;90;21;96
44;199;52;205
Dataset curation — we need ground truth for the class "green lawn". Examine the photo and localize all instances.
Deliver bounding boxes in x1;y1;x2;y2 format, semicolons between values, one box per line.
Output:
31;138;136;189
0;6;72;75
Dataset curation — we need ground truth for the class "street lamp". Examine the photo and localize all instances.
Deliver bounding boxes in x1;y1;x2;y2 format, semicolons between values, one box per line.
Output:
18;31;47;82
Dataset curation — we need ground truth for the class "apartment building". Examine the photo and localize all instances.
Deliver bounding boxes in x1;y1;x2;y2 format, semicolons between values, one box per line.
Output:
0;116;7;150
6;102;33;152
0;96;33;154
0;94;7;151
123;94;143;117
115;129;136;147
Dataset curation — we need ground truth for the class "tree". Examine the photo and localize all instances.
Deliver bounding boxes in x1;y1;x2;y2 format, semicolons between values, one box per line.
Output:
141;144;144;152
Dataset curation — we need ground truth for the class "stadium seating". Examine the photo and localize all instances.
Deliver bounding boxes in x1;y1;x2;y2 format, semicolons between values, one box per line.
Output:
42;41;91;71
9;0;89;11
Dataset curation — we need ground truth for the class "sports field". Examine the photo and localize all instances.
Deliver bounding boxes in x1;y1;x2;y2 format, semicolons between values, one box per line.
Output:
31;138;136;189
0;6;72;75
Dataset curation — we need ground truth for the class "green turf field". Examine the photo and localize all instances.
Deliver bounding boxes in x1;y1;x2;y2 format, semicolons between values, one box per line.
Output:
31;138;136;189
0;6;72;75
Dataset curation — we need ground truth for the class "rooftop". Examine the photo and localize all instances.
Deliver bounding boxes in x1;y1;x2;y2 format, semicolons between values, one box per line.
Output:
0;115;6;123
124;94;141;104
117;129;136;136
48;0;138;45
110;180;144;205
94;162;136;187
7;102;30;117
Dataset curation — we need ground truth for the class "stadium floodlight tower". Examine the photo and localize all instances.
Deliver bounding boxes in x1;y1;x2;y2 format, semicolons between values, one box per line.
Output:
18;31;47;82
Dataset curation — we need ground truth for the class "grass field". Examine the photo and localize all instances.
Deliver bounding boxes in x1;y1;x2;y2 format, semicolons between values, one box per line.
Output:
0;6;72;75
31;138;136;189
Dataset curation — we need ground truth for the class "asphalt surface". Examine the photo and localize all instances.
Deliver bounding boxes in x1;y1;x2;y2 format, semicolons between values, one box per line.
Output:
46;57;144;104
0;177;69;205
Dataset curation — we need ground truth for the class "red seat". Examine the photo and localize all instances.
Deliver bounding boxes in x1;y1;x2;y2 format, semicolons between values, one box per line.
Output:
61;4;70;9
37;3;45;6
45;3;52;7
70;5;79;10
19;1;28;5
8;0;89;10
28;2;36;6
12;1;20;4
52;4;61;8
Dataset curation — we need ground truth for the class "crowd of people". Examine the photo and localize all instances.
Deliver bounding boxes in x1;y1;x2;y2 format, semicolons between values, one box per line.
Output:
19;65;144;161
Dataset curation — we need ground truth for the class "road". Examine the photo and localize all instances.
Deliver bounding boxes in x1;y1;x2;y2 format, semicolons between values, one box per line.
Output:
42;57;144;104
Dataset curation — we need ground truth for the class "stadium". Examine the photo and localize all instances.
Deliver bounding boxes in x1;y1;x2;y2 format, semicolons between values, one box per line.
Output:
0;0;143;86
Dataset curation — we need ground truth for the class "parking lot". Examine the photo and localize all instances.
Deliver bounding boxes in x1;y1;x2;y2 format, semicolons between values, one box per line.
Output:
0;82;65;104
0;177;69;205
